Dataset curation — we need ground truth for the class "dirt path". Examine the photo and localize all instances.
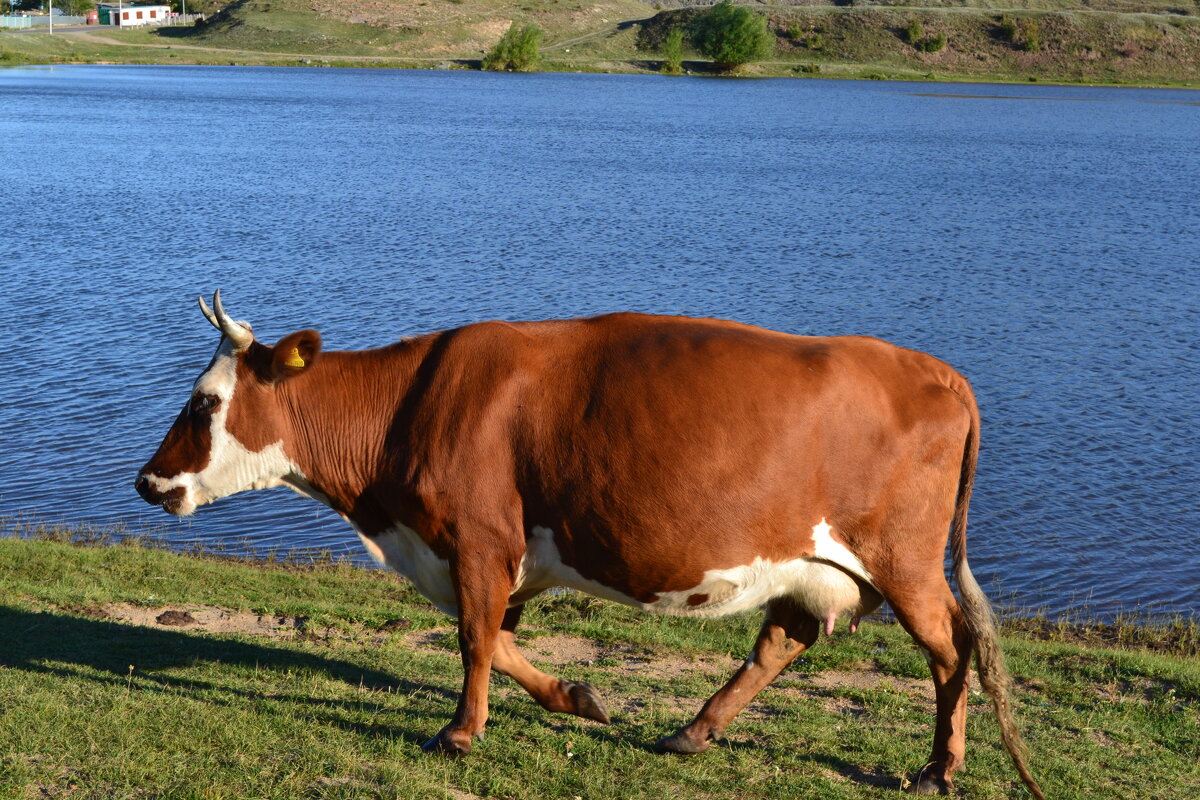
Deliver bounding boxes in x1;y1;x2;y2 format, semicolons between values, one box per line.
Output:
55;29;447;62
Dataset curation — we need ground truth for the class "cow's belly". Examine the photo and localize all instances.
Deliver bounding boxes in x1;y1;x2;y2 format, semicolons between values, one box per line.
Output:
356;521;882;627
513;525;882;624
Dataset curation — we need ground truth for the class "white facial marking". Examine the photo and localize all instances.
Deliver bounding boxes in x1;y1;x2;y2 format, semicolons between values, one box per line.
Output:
148;337;303;514
354;523;458;616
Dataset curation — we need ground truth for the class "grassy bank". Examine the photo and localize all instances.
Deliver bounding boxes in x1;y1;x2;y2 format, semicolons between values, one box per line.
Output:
0;532;1197;799
2;0;1199;86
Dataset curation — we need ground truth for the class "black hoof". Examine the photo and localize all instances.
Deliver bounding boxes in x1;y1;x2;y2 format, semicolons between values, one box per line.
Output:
567;681;612;724
907;770;952;795
653;729;713;755
421;730;477;756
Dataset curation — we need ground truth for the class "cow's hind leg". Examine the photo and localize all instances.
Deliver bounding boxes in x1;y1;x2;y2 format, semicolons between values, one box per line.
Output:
882;580;973;795
491;605;611;724
656;599;820;754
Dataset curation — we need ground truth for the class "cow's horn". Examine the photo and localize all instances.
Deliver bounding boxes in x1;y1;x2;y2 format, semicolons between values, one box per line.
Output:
198;294;220;330
199;289;254;350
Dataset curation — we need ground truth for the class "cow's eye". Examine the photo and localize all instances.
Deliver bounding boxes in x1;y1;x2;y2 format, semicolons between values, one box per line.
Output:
190;394;217;415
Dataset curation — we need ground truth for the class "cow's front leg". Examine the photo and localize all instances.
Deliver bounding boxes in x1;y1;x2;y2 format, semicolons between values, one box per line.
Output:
422;552;513;755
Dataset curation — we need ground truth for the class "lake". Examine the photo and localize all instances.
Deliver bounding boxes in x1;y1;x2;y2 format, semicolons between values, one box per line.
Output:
0;65;1196;620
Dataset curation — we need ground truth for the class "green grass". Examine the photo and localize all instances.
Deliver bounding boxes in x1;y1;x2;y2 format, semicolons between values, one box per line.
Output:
1;532;1198;799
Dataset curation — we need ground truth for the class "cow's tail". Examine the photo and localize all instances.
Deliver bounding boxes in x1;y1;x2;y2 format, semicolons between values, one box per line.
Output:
949;377;1045;800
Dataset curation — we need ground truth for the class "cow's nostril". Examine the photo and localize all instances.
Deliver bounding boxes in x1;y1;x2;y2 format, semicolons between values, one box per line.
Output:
135;476;154;502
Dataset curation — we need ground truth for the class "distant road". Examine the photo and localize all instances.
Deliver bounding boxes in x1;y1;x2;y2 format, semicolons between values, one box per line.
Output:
5;24;96;34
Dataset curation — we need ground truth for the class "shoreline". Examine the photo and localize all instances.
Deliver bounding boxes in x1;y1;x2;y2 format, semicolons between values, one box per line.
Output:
4;51;1200;92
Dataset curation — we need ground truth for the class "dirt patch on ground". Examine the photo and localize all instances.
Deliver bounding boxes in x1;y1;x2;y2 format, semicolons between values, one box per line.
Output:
800;667;934;696
521;633;739;679
791;667;936;714
75;602;441;646
87;602;312;637
444;788;486;800
405;625;459;653
523;633;606;665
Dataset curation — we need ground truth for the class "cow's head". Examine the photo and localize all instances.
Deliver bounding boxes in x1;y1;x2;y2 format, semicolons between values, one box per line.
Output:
135;291;322;515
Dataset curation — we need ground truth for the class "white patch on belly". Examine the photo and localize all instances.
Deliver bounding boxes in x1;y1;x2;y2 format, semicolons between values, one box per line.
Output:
354;523;458;616
512;526;645;607
514;521;882;627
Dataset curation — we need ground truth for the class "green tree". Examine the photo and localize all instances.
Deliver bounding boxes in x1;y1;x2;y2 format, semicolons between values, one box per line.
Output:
482;21;543;72
692;1;774;71
661;27;684;75
59;0;96;14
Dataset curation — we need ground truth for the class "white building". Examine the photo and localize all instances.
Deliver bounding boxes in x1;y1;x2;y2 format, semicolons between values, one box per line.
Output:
106;5;173;27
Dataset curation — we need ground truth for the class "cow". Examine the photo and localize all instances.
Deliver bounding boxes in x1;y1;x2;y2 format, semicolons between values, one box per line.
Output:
135;291;1042;798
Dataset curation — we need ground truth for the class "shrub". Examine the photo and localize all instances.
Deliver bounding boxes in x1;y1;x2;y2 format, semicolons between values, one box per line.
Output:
482;22;543;72
692;1;775;70
1000;14;1018;42
1023;19;1042;52
906;18;946;52
920;32;947;52
1001;15;1040;51
906;18;925;46
661;27;684;75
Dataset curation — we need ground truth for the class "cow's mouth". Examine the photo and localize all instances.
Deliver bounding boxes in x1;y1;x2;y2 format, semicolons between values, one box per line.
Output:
135;477;190;515
161;491;191;515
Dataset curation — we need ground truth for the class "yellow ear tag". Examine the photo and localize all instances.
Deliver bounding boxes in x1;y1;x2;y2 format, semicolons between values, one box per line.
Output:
284;347;306;368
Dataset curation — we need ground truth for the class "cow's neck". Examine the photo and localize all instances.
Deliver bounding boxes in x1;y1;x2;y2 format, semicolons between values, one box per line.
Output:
278;338;432;524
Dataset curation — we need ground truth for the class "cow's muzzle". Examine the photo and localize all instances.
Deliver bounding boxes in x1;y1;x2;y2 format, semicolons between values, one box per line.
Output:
134;474;188;514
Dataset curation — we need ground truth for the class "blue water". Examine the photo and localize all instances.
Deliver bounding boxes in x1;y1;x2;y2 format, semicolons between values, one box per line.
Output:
1;65;1197;619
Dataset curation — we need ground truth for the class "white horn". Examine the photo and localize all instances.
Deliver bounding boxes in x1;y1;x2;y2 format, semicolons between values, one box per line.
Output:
198;294;221;331
205;289;254;350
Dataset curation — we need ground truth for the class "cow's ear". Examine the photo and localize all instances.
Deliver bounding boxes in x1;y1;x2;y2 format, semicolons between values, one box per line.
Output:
269;329;322;382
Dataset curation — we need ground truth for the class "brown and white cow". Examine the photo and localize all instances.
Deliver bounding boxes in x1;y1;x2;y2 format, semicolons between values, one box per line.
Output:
136;291;1042;798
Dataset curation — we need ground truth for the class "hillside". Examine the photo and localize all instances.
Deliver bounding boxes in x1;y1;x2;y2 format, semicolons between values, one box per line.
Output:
2;0;1199;85
172;0;656;58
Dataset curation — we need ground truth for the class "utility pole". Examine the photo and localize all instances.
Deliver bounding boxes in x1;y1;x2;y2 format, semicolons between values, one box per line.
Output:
48;0;52;34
